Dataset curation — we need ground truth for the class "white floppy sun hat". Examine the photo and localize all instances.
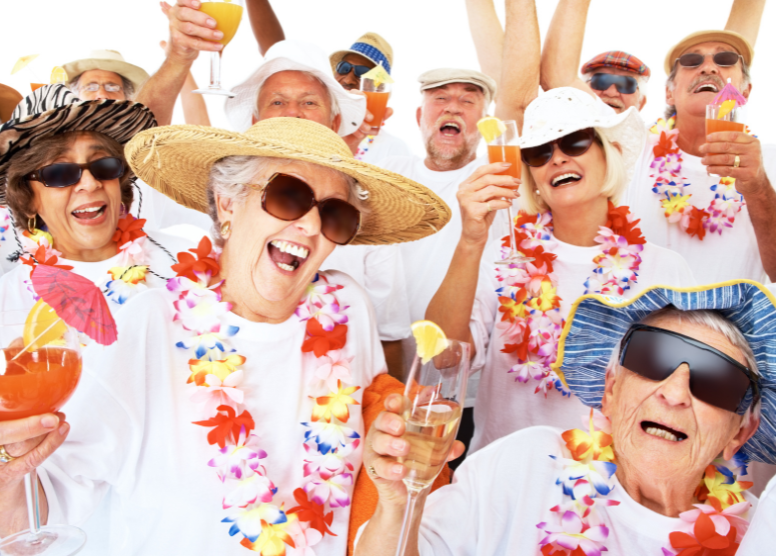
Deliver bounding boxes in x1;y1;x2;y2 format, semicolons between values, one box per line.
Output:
521;87;646;181
225;40;367;136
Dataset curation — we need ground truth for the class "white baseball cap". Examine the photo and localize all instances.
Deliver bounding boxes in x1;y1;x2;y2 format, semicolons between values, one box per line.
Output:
225;40;366;136
521;87;646;181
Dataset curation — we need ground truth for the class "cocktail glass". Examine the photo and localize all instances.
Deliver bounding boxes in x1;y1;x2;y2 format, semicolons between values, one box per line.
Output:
0;309;84;556
394;339;470;556
193;0;244;97
706;103;745;136
360;74;391;135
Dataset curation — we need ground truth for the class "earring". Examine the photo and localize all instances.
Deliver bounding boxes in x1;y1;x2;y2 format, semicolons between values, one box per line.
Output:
535;189;540;195
27;216;36;233
220;221;231;238
119;204;128;217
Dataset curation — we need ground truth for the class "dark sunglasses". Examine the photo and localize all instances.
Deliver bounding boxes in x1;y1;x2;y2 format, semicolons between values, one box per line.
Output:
521;128;597;168
257;173;361;245
26;157;125;188
335;61;372;79
675;51;743;70
619;324;758;413
589;73;639;95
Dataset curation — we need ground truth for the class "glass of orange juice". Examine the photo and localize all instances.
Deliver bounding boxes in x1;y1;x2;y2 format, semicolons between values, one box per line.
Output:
194;0;244;97
706;103;745;136
0;310;85;555
360;72;392;135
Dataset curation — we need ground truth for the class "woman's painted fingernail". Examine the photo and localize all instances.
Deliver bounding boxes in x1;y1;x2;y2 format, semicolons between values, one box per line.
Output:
191;0;200;7
207;18;216;27
501;162;512;167
58;423;70;436
392;464;404;476
41;415;58;429
391;439;406;451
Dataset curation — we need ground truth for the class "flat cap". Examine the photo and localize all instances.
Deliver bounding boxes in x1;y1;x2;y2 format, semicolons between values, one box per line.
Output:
581;51;651;79
418;68;497;105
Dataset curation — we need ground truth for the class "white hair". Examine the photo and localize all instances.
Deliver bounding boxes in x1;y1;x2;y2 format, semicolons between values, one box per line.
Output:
206;156;366;245
252;71;341;123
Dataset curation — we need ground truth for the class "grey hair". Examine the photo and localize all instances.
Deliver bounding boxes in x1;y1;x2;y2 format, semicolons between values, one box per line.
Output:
206;156;367;246
252;71;341;123
68;73;135;100
605;307;762;426
664;58;751;120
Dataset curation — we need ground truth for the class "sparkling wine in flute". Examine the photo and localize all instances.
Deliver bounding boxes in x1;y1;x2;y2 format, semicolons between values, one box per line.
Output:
400;399;462;491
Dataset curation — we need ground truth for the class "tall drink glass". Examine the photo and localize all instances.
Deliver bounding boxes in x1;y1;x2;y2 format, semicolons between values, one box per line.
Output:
0;310;84;556
194;0;244;97
706;103;745;136
394;339;470;556
360;75;391;135
484;120;532;264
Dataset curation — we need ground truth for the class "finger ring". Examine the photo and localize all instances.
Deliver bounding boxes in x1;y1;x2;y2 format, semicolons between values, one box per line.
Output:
486;202;492;213
734;155;741;168
366;465;378;479
0;445;18;463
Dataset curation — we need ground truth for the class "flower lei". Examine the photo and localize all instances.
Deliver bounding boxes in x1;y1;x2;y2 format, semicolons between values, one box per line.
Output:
19;215;152;305
495;202;645;396
537;411;753;555
648;116;752;240
169;236;361;555
355;134;376;161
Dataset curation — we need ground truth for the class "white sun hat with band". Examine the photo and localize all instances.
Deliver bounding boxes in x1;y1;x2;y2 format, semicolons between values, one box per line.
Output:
225;40;366;136
520;87;646;182
125;117;451;246
62;49;150;92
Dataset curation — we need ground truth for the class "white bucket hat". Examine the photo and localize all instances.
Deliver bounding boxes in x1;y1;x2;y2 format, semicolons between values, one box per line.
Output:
225;40;366;136
521;87;646;182
62;49;150;92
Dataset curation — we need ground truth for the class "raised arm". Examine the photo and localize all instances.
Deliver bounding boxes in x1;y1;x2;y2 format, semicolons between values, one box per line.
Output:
158;40;211;126
245;0;285;56
495;0;541;129
724;0;766;47
465;0;505;90
540;0;594;94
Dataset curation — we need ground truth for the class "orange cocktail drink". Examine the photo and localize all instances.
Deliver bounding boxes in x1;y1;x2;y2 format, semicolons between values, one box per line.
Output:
360;63;393;135
199;1;243;47
364;91;390;131
488;144;522;180
706;102;744;137
706;118;745;136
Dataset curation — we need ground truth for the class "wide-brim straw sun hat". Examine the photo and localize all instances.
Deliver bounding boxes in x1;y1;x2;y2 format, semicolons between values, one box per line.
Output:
62;49;151;92
663;30;754;75
225;40;366;136
0;84;156;203
553;280;776;464
520;87;646;184
0;83;23;123
124;117;451;246
329;32;394;75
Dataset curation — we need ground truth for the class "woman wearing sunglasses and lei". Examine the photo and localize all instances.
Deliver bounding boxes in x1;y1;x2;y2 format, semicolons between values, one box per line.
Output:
360;280;774;555
0;84;191;315
0;116;452;555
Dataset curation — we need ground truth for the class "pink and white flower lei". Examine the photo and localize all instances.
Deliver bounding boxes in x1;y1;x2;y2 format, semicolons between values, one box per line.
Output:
170;239;361;555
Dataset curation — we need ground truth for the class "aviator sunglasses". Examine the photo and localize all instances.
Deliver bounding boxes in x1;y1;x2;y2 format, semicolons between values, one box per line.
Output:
255;173;361;245
521;128;598;168
26;157;125;188
588;73;639;95
335;61;372;79
619;324;759;413
674;51;743;70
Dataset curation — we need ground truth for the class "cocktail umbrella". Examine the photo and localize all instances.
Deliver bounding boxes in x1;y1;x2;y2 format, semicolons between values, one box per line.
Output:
30;265;118;345
11;55;39;75
712;78;748;118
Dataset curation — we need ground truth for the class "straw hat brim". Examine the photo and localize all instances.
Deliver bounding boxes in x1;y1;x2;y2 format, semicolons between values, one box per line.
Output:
61;58;151;91
663;30;754;75
124;119;451;246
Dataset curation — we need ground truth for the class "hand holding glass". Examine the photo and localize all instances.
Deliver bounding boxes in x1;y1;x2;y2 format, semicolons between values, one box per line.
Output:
194;0;244;97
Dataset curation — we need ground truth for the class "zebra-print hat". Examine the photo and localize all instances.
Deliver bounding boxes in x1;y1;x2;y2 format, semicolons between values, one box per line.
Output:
0;84;156;204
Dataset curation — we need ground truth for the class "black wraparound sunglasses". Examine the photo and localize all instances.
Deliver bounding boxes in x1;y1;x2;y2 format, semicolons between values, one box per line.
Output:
521;128;598;168
619;324;758;413
26;157;125;188
335;61;372;79
589;73;639;95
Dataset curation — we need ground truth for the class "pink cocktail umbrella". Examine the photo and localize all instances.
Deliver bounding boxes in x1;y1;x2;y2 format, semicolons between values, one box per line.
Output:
711;78;747;118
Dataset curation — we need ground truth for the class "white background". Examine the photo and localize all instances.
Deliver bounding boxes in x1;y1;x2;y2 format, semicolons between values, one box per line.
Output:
2;0;775;154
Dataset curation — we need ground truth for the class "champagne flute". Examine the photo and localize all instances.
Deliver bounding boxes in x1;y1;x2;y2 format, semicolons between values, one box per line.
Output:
0;309;84;556
394;339;470;556
193;0;244;97
483;120;533;265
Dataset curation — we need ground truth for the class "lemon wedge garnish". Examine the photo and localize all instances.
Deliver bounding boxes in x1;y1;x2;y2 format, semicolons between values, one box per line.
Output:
477;116;507;143
716;99;737;119
362;62;394;87
23;299;67;351
50;66;68;85
411;320;448;364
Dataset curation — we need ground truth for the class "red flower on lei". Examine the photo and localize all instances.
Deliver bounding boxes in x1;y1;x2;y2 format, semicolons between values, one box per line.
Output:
21;245;73;270
287;488;335;537
302;319;348;357
668;511;739;556
172;236;220;281
606;202;646;246
193;405;256;448
112;215;147;248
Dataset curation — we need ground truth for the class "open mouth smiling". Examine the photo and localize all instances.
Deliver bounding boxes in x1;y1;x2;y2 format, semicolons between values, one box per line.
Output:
551;173;582;188
694;82;720;94
71;202;107;221
268;239;310;273
641;420;688;443
439;121;461;136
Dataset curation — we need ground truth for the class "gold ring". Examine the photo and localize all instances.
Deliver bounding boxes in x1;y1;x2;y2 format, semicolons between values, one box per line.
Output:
0;445;18;463
734;155;741;168
486;202;492;213
366;465;378;479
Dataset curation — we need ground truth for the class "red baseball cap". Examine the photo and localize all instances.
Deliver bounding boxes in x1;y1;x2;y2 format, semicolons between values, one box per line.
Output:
581;51;651;80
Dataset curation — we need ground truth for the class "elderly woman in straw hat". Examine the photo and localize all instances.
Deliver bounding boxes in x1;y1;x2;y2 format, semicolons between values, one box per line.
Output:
359;280;774;555
424;0;695;458
0;116;450;555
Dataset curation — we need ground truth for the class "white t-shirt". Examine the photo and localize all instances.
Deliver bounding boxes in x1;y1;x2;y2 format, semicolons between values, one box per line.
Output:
321;244;410;342
39;270;386;556
0;207;16;274
355;130;412;166
622;139;776;283
411;426;758;556
739;472;776;554
469;235;696;454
